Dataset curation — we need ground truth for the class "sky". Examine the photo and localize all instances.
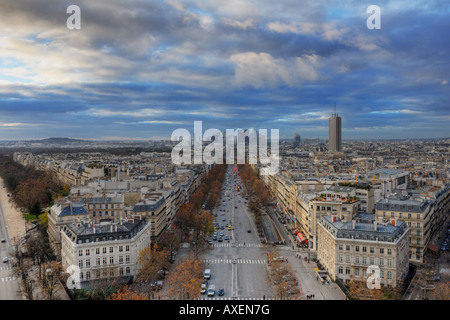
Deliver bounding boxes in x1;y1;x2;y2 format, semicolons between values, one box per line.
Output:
0;0;449;141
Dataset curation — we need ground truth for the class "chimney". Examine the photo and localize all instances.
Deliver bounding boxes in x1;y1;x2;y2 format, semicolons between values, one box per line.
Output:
93;224;96;234
331;214;337;222
373;221;378;231
390;218;396;226
352;220;356;230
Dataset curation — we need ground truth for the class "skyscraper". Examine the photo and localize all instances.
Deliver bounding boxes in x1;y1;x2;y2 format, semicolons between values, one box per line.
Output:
329;108;341;152
293;133;300;147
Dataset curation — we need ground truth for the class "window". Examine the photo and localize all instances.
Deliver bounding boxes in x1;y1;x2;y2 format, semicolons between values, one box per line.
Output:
86;249;90;256
86;259;90;267
96;248;100;255
387;271;392;280
86;271;91;280
110;257;114;264
103;257;107;265
126;255;130;263
110;247;114;253
355;268;359;276
355;256;360;264
119;256;123;264
380;270;384;279
126;245;130;252
379;258;384;266
362;257;367;265
370;257;375;265
79;260;83;269
346;255;350;263
96;258;100;266
355;246;360;252
103;247;107;254
370;247;374;253
345;267;350;275
380;248;384;254
387;248;392;255
119;268;124;276
387;259;392;267
338;244;343;251
363;246;367;253
78;250;83;257
338;266;343;274
119;246;123;252
126;267;130;275
346;245;350;251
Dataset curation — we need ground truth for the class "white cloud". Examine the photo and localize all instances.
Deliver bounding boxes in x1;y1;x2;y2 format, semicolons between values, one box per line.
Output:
230;52;320;88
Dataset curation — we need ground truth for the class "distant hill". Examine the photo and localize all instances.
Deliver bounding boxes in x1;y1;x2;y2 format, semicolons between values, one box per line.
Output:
38;137;87;144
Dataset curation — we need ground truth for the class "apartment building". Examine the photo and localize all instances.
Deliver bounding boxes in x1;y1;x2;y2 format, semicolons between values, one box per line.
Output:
318;213;409;287
86;194;125;224
48;199;90;260
375;195;433;263
132;195;167;241
60;216;151;288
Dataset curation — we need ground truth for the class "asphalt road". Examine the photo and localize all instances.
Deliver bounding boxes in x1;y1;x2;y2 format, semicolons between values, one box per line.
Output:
0;203;22;300
200;166;274;300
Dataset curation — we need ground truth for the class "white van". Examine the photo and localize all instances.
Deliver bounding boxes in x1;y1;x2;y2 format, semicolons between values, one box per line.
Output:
204;269;211;279
207;285;215;297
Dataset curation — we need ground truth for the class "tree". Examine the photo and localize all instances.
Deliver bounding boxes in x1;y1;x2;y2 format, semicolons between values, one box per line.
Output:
108;285;147;300
42;261;65;300
30;201;43;218
135;244;170;299
164;259;203;300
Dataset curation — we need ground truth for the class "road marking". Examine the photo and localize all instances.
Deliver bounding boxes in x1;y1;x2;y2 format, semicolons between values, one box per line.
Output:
202;259;266;265
1;276;16;282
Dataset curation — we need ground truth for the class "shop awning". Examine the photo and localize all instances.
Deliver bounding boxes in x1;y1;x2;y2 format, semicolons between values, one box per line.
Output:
296;232;306;242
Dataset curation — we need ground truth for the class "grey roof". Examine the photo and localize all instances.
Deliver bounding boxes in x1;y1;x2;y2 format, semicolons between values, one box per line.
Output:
320;215;408;243
59;206;89;217
133;197;165;212
63;218;148;243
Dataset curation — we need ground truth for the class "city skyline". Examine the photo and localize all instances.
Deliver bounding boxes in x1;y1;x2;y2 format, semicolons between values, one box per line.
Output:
0;0;449;141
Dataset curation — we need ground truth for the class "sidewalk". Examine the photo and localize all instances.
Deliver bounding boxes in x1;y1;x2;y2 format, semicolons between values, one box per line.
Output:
0;178;27;244
278;240;347;300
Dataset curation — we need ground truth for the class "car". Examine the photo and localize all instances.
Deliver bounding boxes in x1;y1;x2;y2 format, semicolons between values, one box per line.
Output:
208;240;213;245
1;239;5;243
2;257;8;263
207;285;215;297
224;235;229;240
228;226;232;231
218;237;223;242
222;217;226;221
201;280;208;294
247;229;252;233
218;288;225;296
219;232;224;237
220;225;224;230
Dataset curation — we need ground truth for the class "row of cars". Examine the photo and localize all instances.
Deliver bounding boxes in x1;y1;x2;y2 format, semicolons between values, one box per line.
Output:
200;269;224;297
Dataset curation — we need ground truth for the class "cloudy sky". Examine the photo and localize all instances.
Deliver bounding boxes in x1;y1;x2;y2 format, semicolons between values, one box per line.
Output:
0;0;449;140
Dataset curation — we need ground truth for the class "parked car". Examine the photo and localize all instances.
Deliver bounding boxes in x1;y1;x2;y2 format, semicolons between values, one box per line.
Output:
218;288;225;296
201;280;208;294
3;257;8;263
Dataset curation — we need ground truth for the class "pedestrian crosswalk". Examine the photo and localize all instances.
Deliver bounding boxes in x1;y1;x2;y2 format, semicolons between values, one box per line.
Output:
0;266;12;271
212;243;263;248
1;276;16;282
201;258;266;265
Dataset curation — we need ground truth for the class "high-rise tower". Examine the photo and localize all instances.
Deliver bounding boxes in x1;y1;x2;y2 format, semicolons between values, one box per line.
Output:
329;103;342;152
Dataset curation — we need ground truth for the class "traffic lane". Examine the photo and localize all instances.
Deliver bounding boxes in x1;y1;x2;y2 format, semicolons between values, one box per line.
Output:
0;262;21;300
